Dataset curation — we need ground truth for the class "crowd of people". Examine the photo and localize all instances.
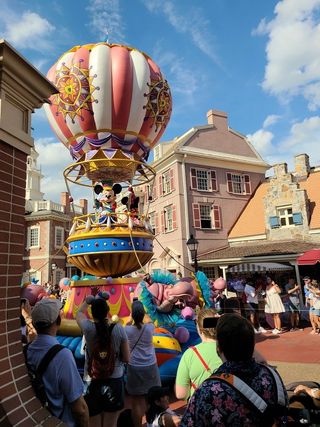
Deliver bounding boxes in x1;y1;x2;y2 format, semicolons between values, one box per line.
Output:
20;273;320;427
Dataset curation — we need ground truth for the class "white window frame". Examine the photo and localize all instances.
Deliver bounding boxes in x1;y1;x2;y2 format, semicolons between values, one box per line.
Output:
230;173;243;194
55;226;65;248
162;170;172;195
199;204;212;229
28;226;40;248
149;212;156;234
277;206;294;227
154;145;161;161
196;169;210;191
164;205;173;232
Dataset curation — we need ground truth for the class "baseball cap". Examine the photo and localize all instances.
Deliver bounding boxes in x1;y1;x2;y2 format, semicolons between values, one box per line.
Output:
303;276;310;280
147;386;170;404
32;298;62;327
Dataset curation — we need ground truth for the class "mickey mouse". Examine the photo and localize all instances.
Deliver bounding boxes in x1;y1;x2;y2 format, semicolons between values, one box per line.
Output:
94;181;122;222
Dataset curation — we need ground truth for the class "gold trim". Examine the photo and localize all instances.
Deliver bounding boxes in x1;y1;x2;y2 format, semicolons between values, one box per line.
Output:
67;128;151;145
67;249;153;256
70;277;141;287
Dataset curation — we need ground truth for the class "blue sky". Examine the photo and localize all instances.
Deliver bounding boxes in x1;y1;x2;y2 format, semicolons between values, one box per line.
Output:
2;0;320;201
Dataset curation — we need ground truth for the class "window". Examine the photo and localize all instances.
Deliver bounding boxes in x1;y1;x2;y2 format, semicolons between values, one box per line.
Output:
162;205;177;232
277;206;294;227
226;173;251;195
55;227;65;248
149;212;156;234
191;168;217;192
193;204;221;229
28;226;40;248
161;169;174;195
154;145;161;161
200;205;212;229
201;267;216;280
146;183;157;201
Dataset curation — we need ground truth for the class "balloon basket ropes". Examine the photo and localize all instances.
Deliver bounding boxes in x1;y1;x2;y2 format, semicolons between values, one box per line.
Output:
63;156;156;188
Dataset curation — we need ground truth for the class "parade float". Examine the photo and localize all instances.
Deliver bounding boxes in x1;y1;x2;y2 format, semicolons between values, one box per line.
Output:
43;42;213;382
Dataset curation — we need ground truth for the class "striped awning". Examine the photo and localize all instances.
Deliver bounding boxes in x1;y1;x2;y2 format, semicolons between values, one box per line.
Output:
227;262;293;273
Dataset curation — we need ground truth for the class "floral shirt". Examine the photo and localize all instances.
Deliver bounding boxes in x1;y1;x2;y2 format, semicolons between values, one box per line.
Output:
180;359;287;427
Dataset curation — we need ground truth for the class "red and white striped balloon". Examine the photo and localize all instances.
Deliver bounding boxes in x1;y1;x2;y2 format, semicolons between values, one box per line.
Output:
44;43;172;163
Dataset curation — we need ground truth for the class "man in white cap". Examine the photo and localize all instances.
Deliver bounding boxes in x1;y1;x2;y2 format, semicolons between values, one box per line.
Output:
26;298;89;427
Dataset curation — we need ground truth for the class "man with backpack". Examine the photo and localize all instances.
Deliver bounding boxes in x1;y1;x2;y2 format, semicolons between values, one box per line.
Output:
25;298;89;427
181;313;288;426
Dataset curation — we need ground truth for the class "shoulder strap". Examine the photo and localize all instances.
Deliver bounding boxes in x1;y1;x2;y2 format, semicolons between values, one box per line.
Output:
209;373;268;414
259;364;286;407
37;344;64;377
131;324;145;353
191;346;210;371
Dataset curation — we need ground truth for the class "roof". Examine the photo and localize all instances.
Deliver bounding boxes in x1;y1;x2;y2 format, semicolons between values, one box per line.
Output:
229;169;320;239
198;241;317;261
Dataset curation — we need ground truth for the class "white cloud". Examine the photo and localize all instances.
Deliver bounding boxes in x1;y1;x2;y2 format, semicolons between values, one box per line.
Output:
87;0;125;44
35;137;71;201
35;137;92;204
142;0;221;65
254;0;320;109
247;129;275;157
0;10;55;52
152;46;199;101
263;114;281;128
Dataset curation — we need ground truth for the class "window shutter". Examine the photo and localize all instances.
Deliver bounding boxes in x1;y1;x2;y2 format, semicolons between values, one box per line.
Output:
155;212;159;235
192;203;201;228
170;169;174;191
159;175;163;196
269;216;280;228
293;212;303;225
226;173;233;193
144;185;148;203
172;205;177;229
191;168;197;189
153;182;157;199
212;205;221;229
211;170;217;191
161;211;165;232
244;175;251;194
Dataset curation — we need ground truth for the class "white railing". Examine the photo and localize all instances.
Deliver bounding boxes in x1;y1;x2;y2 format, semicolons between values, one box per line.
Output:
28;200;65;213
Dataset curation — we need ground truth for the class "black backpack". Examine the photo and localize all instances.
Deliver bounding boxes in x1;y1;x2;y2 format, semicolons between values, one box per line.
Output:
88;323;116;380
23;343;64;411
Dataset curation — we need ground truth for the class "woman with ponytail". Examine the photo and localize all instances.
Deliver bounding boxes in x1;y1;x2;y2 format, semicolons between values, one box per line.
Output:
76;296;130;427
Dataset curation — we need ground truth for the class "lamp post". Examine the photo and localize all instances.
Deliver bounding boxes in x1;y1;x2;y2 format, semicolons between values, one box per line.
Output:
186;234;199;272
51;263;57;285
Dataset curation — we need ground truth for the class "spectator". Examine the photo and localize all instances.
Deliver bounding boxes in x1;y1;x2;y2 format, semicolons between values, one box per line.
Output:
244;280;267;334
264;276;285;334
175;308;221;400
285;278;301;331
308;280;320;334
303;276;313;307
26;299;89;427
146;386;180;427
76;297;130;427
180;313;287;427
125;300;161;427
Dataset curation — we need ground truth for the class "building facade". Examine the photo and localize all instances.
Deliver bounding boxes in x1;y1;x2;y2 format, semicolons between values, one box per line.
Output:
143;109;269;277
198;154;320;282
23;148;87;285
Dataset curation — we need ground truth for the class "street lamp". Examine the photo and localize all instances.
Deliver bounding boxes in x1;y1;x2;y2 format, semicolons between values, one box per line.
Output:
186;234;199;272
51;263;57;285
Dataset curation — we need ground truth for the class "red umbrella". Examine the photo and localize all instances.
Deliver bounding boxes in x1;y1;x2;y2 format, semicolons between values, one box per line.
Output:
297;249;320;265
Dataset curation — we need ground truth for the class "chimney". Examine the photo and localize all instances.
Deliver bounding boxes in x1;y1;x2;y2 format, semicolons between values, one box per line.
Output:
79;198;88;215
60;192;70;214
207;109;228;130
273;163;288;177
294;153;310;178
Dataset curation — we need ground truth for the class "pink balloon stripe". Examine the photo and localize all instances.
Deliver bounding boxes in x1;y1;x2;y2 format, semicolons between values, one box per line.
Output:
111;47;133;139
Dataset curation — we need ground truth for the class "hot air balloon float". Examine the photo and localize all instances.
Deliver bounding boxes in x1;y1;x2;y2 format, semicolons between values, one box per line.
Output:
44;42;214;383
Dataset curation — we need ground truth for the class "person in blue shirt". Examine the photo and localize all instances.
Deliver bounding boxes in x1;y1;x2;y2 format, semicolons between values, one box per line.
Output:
27;298;89;427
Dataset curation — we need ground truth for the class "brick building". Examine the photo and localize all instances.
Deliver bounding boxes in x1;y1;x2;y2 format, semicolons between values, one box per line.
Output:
142;109;270;278
0;40;63;426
